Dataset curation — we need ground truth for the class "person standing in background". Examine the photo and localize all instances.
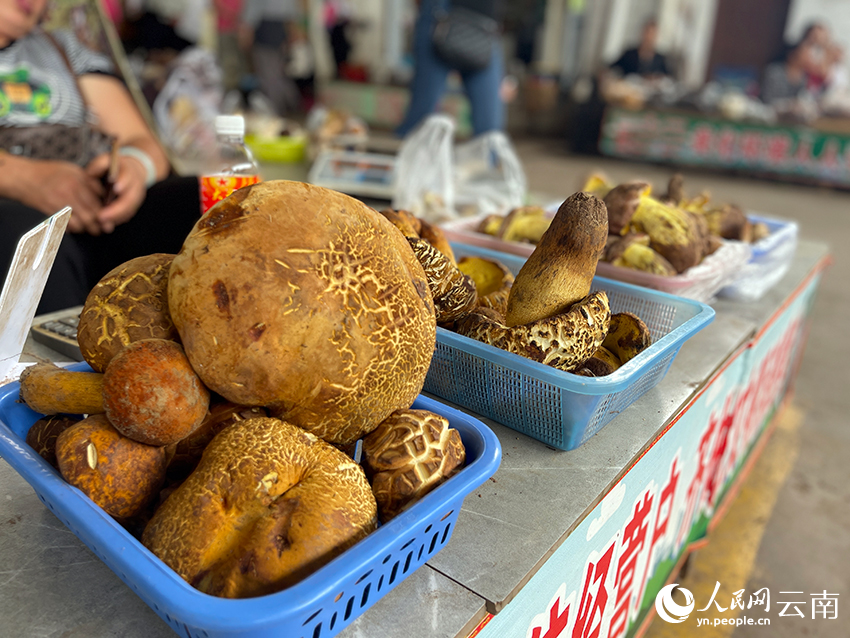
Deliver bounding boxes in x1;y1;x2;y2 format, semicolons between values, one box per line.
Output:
396;0;506;138
239;0;305;116
214;0;246;93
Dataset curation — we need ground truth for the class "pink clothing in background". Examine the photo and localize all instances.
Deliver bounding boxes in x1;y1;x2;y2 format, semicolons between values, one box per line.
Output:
100;0;123;24
215;0;244;33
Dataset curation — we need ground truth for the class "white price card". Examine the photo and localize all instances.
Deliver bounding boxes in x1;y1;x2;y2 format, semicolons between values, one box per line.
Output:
0;207;71;384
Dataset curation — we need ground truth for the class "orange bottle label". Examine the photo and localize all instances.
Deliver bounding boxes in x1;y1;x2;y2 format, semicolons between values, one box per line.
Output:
200;174;261;214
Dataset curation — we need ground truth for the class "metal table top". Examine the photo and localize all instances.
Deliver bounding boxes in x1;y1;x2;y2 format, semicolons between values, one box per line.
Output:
0;241;829;638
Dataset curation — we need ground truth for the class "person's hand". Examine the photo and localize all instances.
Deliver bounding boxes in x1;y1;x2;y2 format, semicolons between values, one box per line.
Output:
87;151;148;234
12;159;105;235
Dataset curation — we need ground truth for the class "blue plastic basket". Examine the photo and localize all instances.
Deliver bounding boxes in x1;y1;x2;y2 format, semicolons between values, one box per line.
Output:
425;243;715;451
0;363;501;638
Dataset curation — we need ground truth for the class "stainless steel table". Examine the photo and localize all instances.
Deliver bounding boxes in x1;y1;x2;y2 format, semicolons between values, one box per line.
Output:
0;240;829;638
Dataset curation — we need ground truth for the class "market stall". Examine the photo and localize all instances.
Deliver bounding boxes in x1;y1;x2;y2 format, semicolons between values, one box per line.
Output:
0;233;828;636
600;105;850;189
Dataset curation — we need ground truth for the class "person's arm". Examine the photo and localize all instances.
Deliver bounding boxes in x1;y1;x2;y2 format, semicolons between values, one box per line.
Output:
79;74;170;233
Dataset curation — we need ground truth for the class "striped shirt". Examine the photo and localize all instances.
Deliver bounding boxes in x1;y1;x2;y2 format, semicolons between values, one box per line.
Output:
0;29;114;128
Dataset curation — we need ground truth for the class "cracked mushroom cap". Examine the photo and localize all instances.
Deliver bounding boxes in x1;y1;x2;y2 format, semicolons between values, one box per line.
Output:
168;181;436;446
142;417;377;598
456;291;611;372
77;254;179;372
363;409;465;522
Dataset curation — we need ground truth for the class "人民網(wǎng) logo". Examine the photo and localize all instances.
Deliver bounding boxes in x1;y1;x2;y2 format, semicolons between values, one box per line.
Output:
656;584;696;623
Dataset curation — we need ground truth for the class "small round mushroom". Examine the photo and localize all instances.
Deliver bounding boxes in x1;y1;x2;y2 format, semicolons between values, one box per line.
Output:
77;253;179;372
103;339;210;446
56;414;167;519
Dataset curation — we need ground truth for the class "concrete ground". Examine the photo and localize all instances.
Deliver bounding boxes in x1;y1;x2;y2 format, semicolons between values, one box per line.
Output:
511;139;850;638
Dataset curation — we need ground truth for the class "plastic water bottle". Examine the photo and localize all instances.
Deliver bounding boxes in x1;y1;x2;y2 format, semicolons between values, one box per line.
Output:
200;115;261;214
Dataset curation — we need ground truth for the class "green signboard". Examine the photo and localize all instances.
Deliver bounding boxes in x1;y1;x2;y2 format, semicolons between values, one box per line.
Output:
600;106;850;186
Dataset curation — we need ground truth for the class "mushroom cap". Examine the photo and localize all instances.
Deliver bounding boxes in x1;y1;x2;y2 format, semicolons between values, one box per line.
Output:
363;409;465;522
142;417;377;598
77;253;178;372
168;181;436;445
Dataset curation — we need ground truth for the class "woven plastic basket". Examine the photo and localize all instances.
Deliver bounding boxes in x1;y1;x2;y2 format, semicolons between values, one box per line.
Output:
0;363;501;638
425;243;715;450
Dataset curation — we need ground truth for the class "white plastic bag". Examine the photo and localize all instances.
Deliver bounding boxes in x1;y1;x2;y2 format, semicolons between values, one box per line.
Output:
454;131;527;217
392;115;456;222
392;115;528;223
152;48;223;163
719;216;799;302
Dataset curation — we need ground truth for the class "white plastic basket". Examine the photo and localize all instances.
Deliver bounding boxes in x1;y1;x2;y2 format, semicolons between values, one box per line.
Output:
719;214;799;302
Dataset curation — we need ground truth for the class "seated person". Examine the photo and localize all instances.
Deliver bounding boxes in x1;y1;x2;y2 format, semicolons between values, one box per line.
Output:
0;0;202;314
761;42;812;104
609;19;669;79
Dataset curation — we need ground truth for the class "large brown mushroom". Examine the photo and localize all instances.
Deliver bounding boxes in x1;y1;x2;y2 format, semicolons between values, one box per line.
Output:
168;181;436;446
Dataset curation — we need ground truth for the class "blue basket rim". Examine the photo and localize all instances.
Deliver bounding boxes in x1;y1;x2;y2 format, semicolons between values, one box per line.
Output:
0;365;501;632
439;246;715;395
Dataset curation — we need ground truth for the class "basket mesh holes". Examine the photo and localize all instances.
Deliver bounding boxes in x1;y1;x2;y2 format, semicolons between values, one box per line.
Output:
429;531;440;554
312;622;322;638
360;583;371;608
580;393;615;445
330;612;338;630
389;562;399;584
440;509;454;522
302;609;323;626
344;596;355;621
424;524;432;534
605;291;677;340
417;545;424;562
400;538;415;550
382;554;392;564
165;614;173;623
334;591;344;603
403;551;413;574
355;569;372;585
442;522;451;544
377;575;384;592
153;604;160;612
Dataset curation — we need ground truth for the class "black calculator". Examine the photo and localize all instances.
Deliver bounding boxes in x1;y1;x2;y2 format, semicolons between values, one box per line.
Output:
29;312;83;361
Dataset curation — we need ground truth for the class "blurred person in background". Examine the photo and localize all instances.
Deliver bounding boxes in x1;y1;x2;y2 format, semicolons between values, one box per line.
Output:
214;0;247;93
0;0;201;313
239;0;306;116
761;41;813;105
609;19;669;79
396;0;506;138
324;0;353;78
796;21;832;93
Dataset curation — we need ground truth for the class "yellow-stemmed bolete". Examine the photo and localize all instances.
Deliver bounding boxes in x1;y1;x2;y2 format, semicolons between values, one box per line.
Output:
457;256;514;316
505;192;608;328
